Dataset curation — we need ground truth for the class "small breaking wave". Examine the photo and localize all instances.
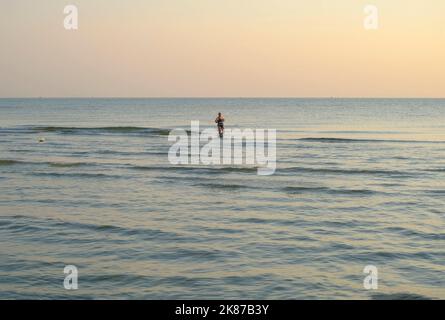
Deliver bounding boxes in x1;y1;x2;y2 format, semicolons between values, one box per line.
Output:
31;126;172;136
30;172;122;179
298;137;443;144
48;162;93;168
130;165;259;174
193;182;253;190
0;159;23;166
370;292;433;300
279;166;411;177
283;186;377;195
0;159;97;168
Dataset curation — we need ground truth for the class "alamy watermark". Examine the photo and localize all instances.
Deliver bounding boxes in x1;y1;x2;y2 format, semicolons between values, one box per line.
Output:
364;5;379;30
64;5;78;30
63;4;379;32
168;121;276;176
63;265;78;290
363;265;378;290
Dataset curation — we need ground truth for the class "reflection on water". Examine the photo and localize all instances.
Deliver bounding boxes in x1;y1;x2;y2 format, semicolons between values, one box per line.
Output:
0;98;444;299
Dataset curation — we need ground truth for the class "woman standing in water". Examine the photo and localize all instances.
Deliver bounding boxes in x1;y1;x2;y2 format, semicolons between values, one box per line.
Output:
215;112;225;137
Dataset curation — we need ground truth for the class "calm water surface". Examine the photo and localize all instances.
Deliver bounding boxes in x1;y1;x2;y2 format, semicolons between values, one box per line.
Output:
0;98;444;299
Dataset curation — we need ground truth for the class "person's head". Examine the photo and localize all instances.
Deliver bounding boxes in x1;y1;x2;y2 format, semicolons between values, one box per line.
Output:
218;112;221;116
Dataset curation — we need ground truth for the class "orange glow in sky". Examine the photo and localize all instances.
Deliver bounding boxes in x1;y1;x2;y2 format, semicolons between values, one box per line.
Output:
1;0;444;97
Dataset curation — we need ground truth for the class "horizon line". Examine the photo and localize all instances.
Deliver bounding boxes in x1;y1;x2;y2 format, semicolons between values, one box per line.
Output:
1;96;445;100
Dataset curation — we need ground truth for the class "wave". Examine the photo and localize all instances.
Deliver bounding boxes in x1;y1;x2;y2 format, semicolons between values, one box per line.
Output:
31;126;172;136
1;159;260;175
384;226;445;241
425;189;445;194
283;186;377;195
370;293;432;300
215;166;259;173
425;168;445;172
194;182;253;190
298;137;443;144
95;150;167;156
0;159;96;168
0;215;185;241
130;165;259;174
30;172;121;179
0;159;23;166
48;162;93;168
2;158;411;178
279;166;411;177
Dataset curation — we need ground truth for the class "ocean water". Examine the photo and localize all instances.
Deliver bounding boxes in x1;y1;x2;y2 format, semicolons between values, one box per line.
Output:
0;98;444;299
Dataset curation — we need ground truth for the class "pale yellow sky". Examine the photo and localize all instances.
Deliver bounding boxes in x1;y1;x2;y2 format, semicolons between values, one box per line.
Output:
0;0;444;97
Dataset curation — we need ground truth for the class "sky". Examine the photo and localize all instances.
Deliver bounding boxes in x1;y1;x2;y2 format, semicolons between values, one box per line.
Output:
0;0;444;97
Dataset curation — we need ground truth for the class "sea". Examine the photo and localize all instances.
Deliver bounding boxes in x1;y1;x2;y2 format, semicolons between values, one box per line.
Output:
0;98;444;299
